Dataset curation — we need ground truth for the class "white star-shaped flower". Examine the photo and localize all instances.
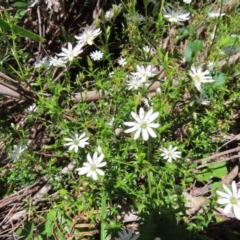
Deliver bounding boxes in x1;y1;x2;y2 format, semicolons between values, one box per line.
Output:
124;107;159;141
75;24;102;46
49;56;67;67
216;181;240;220
118;57;127;66
208;10;225;18
56;42;83;62
126;75;143;90
163;7;190;23
195;94;210;106
64;133;89;153
90;50;103;61
189;65;214;92
9;145;27;161
160;145;181;163
34;57;49;69
76;152;106;180
131;65;157;83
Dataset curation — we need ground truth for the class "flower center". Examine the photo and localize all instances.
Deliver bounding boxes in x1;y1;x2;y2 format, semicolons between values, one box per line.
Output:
167;152;172;157
73;140;79;146
230;196;238;205
69;52;74;61
90;164;97;171
194;75;200;82
140;121;147;129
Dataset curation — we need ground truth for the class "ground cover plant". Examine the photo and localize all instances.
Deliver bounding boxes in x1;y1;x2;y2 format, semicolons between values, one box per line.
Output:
0;0;240;239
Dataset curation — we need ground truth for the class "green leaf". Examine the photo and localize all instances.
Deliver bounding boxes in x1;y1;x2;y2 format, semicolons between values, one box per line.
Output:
211;182;222;193
185;177;194;183
57;229;65;240
16;222;34;239
183;45;193;62
0;18;46;42
87;56;93;69
11;1;28;8
195;169;212;182
190;40;204;53
45;220;54;237
218;35;238;46
47;209;57;221
212;166;228;179
208;162;226;169
183;40;203;62
212;72;226;87
59;189;68;197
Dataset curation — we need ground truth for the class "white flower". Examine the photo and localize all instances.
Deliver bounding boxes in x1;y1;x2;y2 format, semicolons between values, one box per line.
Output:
115;228;140;240
216;181;240;220
34;57;49;69
189;65;214;92
109;71;114;78
90;50;103;61
208;10;225;18
9;145;27;161
27;103;38;112
105;4;122;21
96;146;103;155
143;45;151;53
118;57;127;66
183;0;192;3
105;9;114;21
163;7;190;23
131;65;157;83
64;133;89;153
156;87;161;95
161;145;181;163
124;107;159;141
76;152;106;180
56;42;83;62
126;75;144;90
49;56;67;67
75;24;102;46
196;95;210;106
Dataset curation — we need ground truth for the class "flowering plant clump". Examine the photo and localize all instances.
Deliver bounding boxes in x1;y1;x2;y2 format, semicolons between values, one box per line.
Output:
4;1;240;239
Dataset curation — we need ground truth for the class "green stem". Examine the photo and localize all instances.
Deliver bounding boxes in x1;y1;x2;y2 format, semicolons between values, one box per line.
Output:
147;139;152;198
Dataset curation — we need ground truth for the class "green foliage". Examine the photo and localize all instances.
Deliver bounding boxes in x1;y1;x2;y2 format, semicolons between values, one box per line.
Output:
0;9;45;42
195;162;227;183
1;1;240;239
183;40;204;62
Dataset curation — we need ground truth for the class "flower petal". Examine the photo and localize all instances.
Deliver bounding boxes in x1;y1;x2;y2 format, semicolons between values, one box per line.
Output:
223;203;232;214
233;205;240;220
76;167;89;175
217;190;231;199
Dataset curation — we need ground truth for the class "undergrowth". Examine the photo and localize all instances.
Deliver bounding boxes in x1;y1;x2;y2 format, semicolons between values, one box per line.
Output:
1;0;240;239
